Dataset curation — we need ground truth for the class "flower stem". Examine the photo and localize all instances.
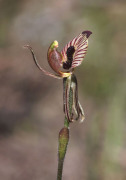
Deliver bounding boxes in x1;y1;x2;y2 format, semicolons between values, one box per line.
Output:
57;75;75;180
57;159;64;180
64;116;69;128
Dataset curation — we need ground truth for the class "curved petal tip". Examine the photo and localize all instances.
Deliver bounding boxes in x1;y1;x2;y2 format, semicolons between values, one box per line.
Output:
82;31;92;38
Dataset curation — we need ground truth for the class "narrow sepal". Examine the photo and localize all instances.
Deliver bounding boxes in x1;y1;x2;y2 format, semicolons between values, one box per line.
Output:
64;75;73;122
24;45;62;79
63;74;85;122
71;74;85;122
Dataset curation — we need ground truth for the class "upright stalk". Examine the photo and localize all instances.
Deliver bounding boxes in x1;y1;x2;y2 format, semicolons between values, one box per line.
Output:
57;76;73;180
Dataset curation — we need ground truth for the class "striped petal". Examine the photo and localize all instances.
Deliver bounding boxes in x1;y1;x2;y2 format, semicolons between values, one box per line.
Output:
61;31;92;69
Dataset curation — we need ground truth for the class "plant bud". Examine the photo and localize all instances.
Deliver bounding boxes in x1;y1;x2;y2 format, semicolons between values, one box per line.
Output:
58;127;69;161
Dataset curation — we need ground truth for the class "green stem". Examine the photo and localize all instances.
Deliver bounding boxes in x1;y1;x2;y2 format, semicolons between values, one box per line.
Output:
57;159;64;180
57;75;73;180
64;116;69;128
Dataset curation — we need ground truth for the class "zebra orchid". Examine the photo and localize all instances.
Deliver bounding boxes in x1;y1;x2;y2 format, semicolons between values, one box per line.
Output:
24;31;92;122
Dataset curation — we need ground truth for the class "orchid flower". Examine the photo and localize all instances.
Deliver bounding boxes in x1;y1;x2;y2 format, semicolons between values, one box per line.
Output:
24;31;92;122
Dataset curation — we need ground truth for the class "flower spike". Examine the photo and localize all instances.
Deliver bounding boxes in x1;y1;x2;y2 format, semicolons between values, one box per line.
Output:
24;30;92;180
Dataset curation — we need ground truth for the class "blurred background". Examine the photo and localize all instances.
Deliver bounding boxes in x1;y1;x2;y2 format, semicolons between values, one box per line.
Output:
0;0;126;179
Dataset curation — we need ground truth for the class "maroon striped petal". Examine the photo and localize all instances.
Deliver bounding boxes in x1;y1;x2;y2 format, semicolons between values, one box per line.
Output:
61;31;92;69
